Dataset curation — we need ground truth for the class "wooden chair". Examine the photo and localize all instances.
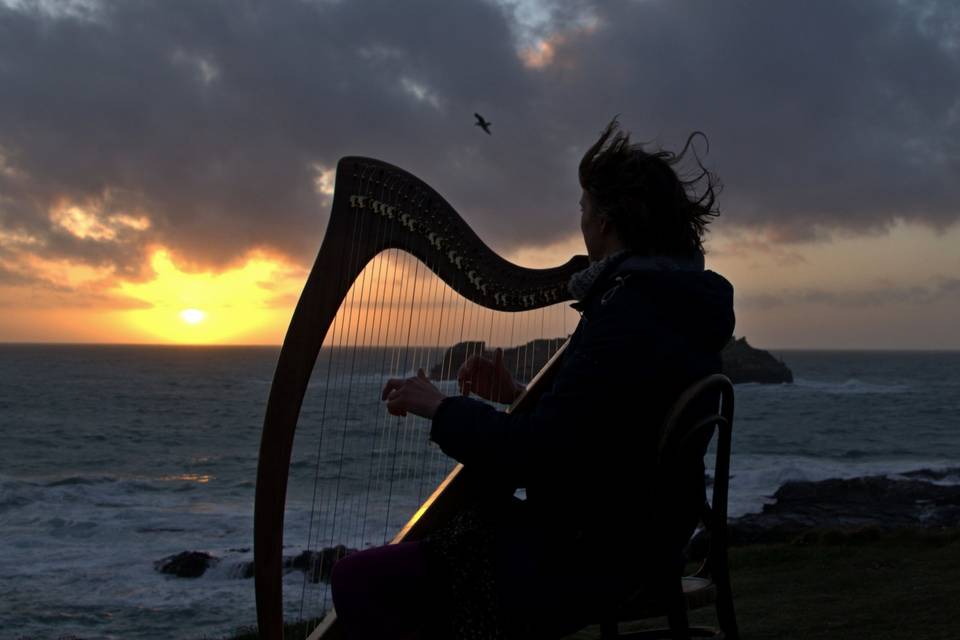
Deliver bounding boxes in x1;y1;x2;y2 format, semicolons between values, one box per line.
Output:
597;374;740;640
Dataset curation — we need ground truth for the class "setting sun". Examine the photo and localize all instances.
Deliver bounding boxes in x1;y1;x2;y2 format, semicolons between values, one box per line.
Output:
179;308;207;325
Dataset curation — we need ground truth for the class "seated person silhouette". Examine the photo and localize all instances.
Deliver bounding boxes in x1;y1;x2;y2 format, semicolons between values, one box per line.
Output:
331;118;735;640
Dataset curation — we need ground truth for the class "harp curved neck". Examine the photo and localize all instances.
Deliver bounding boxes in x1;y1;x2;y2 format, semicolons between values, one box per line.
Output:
330;156;588;309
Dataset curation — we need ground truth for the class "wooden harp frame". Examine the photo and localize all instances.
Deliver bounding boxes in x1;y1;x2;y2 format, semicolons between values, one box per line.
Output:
254;156;588;639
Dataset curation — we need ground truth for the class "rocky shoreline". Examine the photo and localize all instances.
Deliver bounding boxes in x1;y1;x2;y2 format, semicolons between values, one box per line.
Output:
429;335;793;385
727;467;960;545
155;544;355;582
156;469;960;581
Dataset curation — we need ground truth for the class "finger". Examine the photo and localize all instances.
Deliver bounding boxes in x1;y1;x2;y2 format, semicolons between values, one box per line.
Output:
381;378;404;401
466;357;479;379
417;368;427;381
386;396;407;417
458;358;478;390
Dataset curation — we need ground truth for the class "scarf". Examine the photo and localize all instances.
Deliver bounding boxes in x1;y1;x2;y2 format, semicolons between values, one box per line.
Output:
567;251;630;302
567;250;705;302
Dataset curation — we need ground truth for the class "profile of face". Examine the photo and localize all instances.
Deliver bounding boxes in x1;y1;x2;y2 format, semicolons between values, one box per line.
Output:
579;189;610;261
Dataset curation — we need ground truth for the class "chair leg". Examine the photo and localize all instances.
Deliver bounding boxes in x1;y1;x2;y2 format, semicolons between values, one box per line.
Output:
712;559;740;640
666;580;691;640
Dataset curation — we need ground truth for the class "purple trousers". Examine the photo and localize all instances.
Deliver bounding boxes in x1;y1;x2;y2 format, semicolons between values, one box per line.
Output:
329;537;627;640
330;541;443;639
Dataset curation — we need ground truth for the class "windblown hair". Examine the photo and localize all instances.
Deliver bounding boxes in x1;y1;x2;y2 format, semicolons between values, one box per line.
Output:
578;117;720;257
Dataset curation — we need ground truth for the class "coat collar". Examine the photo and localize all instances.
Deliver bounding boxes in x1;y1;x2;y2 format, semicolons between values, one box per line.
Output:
568;250;705;311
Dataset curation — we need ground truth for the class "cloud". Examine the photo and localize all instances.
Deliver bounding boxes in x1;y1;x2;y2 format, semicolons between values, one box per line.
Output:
1;0;959;291
709;229;808;266
555;1;960;239
737;276;960;310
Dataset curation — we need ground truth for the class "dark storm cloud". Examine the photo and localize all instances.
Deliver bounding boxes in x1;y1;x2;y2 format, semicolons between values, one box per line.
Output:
737;276;960;311
0;0;554;272
545;0;960;239
0;0;958;276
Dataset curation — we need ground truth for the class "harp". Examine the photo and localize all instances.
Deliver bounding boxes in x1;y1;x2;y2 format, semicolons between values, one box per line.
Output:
254;156;588;639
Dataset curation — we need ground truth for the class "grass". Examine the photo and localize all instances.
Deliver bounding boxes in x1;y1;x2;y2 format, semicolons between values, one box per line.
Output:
570;527;960;640
722;527;960;640
226;527;960;639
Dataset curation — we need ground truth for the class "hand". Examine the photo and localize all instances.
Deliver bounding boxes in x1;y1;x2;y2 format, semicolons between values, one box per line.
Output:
457;347;521;404
381;368;446;419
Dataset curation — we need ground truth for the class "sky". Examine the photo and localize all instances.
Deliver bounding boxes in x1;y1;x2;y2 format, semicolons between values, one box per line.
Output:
0;0;958;348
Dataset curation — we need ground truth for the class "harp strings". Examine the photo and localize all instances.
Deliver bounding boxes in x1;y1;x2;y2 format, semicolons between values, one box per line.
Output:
409;239;444;504
385;184;429;542
421;249;451;503
342;169;396;562
298;163;374;620
294;167;579;628
315;164;398;619
358;173;406;550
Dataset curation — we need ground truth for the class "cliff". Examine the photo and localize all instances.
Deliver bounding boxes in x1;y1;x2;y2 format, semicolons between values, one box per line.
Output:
429;337;566;383
720;336;794;384
429;335;793;385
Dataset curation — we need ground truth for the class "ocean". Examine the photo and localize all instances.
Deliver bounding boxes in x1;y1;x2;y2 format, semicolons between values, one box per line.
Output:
1;345;958;639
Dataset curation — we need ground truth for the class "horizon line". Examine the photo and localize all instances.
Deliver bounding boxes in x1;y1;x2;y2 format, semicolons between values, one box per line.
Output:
1;340;958;353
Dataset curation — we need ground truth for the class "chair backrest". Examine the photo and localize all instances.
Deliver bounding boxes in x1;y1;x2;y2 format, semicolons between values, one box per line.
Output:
598;375;737;640
656;374;735;560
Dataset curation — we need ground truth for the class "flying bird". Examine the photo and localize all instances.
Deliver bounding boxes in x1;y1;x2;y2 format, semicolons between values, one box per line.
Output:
474;113;492;135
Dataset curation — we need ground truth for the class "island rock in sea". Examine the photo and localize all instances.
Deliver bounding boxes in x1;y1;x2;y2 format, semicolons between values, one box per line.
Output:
720;337;793;384
428;338;566;384
154;551;219;578
429;336;792;385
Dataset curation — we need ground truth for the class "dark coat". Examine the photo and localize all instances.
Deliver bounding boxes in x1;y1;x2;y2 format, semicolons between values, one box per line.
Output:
429;252;735;628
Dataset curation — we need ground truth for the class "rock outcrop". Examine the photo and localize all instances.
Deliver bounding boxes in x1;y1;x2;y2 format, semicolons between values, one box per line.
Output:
284;545;356;583
155;551;219;578
728;471;960;545
720;337;793;384
429;338;566;384
234;544;356;582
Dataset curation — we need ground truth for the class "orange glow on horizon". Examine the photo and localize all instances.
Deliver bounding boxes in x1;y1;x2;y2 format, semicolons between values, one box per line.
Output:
2;222;959;349
113;248;304;344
